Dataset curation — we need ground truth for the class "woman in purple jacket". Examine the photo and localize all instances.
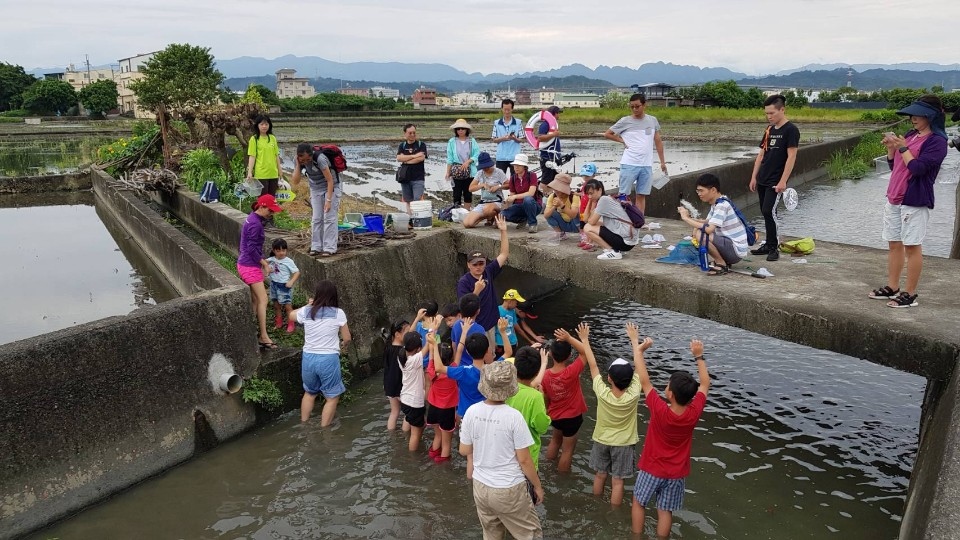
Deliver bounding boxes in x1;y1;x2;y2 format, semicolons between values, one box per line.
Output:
870;95;947;308
238;194;283;348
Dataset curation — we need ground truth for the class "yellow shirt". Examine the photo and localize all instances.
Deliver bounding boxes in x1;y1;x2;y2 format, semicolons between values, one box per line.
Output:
592;374;642;446
546;193;580;223
247;134;280;179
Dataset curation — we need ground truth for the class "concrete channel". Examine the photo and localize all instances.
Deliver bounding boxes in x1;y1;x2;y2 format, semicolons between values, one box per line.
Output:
1;130;958;538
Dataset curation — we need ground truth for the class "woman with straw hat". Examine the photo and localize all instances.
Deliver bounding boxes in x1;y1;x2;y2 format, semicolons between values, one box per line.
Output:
446;118;480;210
543;173;581;242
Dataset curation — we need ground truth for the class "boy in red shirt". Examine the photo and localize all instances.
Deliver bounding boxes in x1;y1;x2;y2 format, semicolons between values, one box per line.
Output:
632;339;709;539
542;331;588;473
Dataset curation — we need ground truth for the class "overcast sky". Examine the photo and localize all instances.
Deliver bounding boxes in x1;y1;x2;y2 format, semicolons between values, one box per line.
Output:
5;0;958;75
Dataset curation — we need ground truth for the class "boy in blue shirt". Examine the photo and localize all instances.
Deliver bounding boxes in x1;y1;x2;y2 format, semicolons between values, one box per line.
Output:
496;289;524;357
266;238;300;333
440;315;513;420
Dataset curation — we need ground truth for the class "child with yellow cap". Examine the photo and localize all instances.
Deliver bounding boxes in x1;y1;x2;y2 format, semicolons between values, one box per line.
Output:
496;289;525;357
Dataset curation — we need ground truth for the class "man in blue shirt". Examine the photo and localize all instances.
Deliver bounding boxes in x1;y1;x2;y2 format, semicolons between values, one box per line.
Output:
492;99;524;172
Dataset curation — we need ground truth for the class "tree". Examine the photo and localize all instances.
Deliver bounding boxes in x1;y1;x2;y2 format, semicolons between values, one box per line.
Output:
0;62;37;111
246;84;280;106
599;90;629;109
78;79;118;117
129;43;225;114
21;79;77;114
783;90;808;108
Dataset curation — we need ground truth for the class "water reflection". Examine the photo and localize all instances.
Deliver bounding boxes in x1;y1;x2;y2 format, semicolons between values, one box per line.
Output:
0;137;109;177
31;287;920;539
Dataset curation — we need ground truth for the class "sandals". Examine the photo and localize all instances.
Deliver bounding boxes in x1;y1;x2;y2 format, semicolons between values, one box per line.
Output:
259;341;279;350
869;285;900;299
706;265;729;276
887;292;918;308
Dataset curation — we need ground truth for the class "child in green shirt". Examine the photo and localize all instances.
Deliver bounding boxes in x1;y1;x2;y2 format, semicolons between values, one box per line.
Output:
505;346;550;468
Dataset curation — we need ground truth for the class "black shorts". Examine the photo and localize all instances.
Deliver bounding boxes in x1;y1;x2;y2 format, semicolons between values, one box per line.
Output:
426;405;457;432
495;160;512;172
551;414;584;437
401;403;426;428
598;226;635;253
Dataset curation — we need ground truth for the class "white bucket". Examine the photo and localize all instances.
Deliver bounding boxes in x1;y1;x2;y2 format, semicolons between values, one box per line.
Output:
410;200;432;230
389;212;410;230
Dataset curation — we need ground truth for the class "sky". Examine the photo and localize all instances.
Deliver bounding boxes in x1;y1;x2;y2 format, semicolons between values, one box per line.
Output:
4;0;959;75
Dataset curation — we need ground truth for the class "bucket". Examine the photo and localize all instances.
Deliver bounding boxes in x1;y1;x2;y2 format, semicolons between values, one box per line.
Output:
388;212;410;231
344;212;364;226
410;200;432;230
363;213;384;235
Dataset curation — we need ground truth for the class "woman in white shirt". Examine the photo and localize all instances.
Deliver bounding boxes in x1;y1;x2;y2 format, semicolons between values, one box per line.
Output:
294;280;352;426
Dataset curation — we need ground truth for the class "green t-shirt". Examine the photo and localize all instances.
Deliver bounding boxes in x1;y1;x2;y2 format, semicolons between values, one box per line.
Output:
592;374;641;446
247;134;280;179
505;383;551;468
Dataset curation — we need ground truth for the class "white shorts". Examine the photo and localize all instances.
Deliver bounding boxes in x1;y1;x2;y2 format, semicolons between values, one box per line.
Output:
472;201;502;213
882;202;929;246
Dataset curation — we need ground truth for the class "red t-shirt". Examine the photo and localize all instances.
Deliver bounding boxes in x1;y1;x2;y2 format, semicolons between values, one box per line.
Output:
637;391;706;479
427;361;459;409
508;170;542;204
542;358;588;420
579;190;590;220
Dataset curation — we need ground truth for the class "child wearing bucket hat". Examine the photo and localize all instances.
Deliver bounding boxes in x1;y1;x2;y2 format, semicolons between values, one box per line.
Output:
460;360;544;537
462;152;508;229
446;119;480;210
544;173;581;242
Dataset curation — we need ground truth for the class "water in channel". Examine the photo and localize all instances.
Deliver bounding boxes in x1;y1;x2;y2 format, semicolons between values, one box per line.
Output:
31;286;921;540
0;192;178;345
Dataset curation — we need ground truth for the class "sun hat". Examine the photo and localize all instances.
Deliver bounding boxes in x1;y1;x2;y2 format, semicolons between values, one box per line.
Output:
468;251;486;264
547;173;573;195
477;151;495;169
579;163;597;176
502;289;526;302
608;358;634;388
478;360;519;401
253;194;282;212
450;118;473;131
897;99;947;138
511;154;530;168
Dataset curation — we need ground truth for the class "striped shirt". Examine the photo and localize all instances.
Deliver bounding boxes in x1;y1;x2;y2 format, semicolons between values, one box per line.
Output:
707;199;749;257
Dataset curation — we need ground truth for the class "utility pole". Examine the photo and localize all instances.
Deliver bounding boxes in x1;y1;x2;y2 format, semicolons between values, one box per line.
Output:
85;54;91;87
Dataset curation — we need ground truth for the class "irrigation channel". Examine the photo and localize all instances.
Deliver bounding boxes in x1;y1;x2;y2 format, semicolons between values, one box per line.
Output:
30;285;921;539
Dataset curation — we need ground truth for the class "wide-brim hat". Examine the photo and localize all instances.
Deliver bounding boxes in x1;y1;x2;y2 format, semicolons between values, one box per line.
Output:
547;173;573;195
511;154;530;168
477;151;495;169
450;118;473;131
897;100;940;118
478;361;519;401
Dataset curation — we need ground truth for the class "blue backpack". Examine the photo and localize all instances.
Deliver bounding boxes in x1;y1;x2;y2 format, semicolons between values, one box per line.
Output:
716;197;757;246
199;180;220;203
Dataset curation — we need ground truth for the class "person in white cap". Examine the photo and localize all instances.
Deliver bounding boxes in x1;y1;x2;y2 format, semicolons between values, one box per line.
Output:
501;153;542;233
460;360;544;539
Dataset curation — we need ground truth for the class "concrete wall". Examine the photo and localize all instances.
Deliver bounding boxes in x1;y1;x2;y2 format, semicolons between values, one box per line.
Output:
644;133;863;219
0;176;261;539
0;171;92;194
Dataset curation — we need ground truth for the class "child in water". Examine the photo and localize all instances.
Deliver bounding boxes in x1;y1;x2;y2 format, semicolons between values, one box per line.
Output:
294;280;351;426
383;320;409;431
542;330;588;473
266;238;300;333
426;337;458;463
398;330;427;452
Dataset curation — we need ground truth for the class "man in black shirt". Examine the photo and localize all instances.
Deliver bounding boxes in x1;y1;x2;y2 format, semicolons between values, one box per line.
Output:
748;95;799;261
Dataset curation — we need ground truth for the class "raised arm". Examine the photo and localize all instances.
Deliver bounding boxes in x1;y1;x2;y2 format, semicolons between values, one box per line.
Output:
573;322;599;380
530;346;549;391
555;327;584;365
626;322;654;395
497;317;513;359
495;214;509;266
691;339;709;396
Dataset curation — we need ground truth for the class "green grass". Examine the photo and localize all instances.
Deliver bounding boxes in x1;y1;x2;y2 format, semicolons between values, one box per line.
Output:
824;131;888;180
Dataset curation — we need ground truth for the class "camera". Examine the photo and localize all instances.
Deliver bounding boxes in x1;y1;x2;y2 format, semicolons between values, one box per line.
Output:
949;136;960;150
543;152;578;171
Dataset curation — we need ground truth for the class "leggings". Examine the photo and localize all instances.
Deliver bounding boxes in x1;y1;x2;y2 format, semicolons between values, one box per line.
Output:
756;184;781;246
452;177;473;206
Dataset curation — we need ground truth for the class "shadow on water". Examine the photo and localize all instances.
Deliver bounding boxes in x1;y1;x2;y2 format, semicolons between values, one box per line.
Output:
0;191;178;345
30;284;921;540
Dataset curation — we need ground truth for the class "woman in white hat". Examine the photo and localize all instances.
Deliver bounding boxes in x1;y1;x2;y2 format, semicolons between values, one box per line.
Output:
446;118;480;210
501;154;543;233
543;173;581;241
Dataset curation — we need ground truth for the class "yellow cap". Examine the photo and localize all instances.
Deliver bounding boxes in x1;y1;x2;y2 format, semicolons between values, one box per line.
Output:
502;289;526;302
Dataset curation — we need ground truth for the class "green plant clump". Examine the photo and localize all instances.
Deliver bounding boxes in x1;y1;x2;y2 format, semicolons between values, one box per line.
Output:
824;131;888;180
242;377;284;411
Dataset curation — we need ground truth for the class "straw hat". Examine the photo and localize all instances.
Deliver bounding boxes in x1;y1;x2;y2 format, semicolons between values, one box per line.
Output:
510;154;530;168
547;173;574;195
450;118;473;131
478;361;519;402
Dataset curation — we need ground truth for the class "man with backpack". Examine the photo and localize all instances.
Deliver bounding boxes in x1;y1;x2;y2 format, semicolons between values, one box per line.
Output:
291;142;344;256
582;179;640;260
677;174;749;276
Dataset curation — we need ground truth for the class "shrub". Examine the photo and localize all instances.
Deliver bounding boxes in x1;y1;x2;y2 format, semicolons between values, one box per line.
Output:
242;377;283;411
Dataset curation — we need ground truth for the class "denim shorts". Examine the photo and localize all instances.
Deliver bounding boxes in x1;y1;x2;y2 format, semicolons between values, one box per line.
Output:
269;280;293;305
401;179;425;203
882;202;929;246
302;352;345;398
634;470;686;511
619;165;653;196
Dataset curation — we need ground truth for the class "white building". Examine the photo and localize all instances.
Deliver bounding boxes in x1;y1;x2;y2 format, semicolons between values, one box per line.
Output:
64;65;118;91
275;69;316;99
554;93;600;108
117;52;158;118
452;92;487;107
369;86;400;100
531;89;556;106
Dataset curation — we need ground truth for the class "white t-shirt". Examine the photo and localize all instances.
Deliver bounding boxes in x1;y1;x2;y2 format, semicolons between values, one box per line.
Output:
460;402;534;488
399;351;425;408
296;306;347;354
609;114;661;166
707;199;749;257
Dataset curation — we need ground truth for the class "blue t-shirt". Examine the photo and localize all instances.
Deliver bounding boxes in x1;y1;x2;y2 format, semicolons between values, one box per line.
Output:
450;320;486;364
538;120;561;160
492;116;523;162
495;306;518;346
415;321;431;367
447;363;483;417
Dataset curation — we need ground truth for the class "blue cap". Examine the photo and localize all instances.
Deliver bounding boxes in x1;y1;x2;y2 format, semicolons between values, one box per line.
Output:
897;100;946;138
477;151;495;169
579;163;597;176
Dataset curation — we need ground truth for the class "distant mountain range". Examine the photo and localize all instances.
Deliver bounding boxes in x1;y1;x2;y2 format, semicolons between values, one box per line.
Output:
742;68;960;91
776;62;960;75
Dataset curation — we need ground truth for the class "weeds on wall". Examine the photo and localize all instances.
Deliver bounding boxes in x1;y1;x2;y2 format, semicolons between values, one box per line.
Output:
242;377;284;411
824;130;897;180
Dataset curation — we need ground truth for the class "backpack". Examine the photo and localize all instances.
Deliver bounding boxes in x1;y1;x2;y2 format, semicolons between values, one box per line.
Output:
716;196;757;246
779;237;815;255
199;180;220;203
312;144;348;172
438;204;456;222
617;200;645;229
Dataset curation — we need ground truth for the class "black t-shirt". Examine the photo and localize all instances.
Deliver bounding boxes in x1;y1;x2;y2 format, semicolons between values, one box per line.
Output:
397;141;428;180
756;121;800;186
